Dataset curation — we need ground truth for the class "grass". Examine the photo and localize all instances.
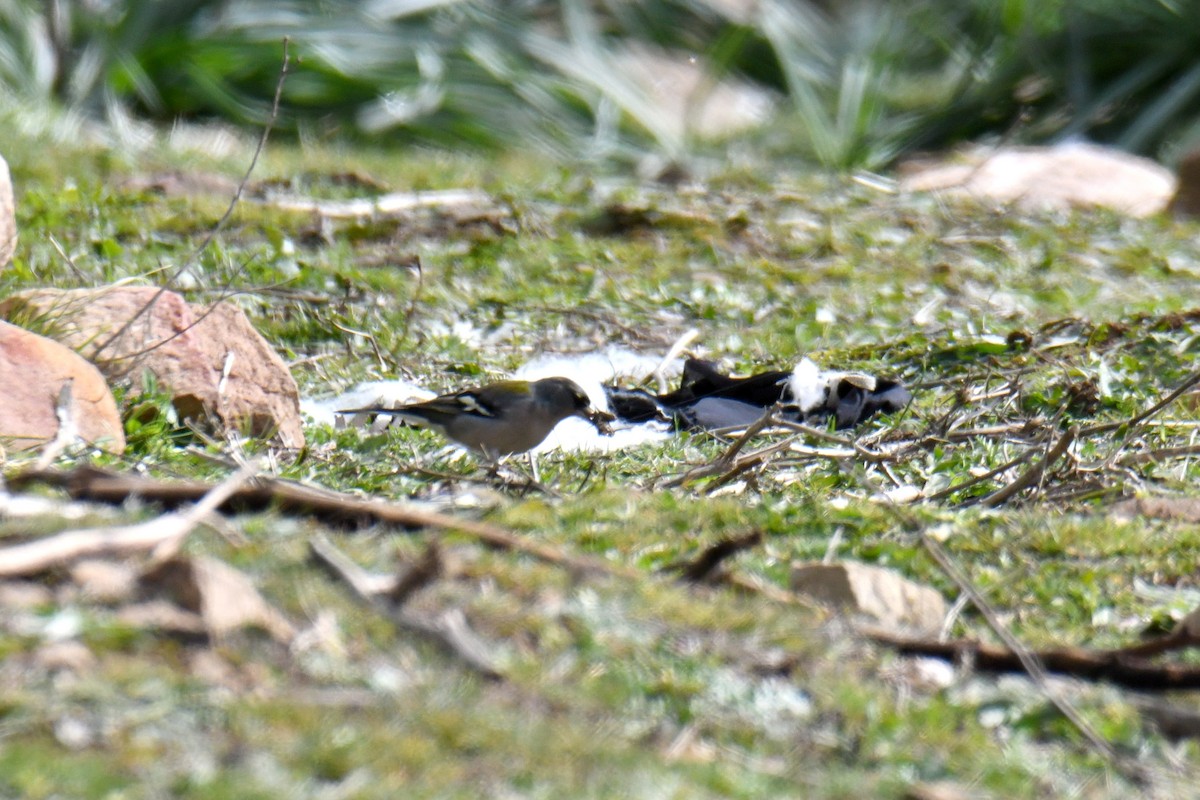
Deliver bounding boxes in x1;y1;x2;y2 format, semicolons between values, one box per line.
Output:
2;124;1200;797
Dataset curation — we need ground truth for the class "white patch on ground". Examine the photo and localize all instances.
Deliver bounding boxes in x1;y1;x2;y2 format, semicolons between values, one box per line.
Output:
514;347;674;406
304;347;677;453
302;379;434;428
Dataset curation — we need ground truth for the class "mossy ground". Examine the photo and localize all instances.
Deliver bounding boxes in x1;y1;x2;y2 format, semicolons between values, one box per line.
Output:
2;128;1200;798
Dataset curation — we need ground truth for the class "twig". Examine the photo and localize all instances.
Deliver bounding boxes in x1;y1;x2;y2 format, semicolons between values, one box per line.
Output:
860;624;1200;691
330;318;388;372
923;447;1037;502
0;463;258;578
309;534;502;680
838;454;1149;783
917;534;1146;781
661;405;781;488
91;38;292;362
1079;368;1200;437
665;530;764;583
977;425;1077;507
776;420;893;463
9;466;634;579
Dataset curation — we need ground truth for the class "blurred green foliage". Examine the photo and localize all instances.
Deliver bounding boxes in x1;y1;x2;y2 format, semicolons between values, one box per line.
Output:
1;0;1199;167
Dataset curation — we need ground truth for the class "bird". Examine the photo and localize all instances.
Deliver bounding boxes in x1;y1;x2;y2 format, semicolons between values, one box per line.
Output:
339;376;614;458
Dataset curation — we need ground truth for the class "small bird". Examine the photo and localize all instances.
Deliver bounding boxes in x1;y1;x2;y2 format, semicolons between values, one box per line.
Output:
340;376;614;457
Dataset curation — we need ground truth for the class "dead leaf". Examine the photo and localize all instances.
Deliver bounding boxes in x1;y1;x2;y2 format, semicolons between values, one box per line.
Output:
791;561;946;633
140;556;296;644
1110;496;1200;524
69;559;138;604
116;600;207;637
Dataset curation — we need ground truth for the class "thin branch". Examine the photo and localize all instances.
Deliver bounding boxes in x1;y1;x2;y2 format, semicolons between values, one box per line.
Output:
661;405;781;488
665;530;764;583
923;447;1037;502
838;452;1149;783
1079;368;1200;437
917;534;1146;782
9;466;636;579
0;463;258;578
861;624;1200;691
977;425;1077;507
309;534;502;680
91;38;292;361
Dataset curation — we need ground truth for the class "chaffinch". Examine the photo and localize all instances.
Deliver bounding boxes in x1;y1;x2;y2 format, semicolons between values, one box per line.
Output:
341;376;614;457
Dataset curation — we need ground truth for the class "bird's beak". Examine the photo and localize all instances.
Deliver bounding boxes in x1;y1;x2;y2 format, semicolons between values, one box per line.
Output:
584;407;617;436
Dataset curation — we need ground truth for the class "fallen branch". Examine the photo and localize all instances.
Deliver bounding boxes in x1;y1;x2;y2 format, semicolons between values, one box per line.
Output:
264;189;493;218
0;463;258;578
861;626;1200;691
309;534;502;680
9;466;633;579
9;466;825;613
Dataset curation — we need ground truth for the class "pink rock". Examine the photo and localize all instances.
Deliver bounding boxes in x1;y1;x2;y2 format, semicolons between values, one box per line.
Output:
900;142;1176;218
1;286;304;448
0;320;125;452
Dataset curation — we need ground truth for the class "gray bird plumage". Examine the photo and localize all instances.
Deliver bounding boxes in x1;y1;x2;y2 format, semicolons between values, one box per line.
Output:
340;376;613;456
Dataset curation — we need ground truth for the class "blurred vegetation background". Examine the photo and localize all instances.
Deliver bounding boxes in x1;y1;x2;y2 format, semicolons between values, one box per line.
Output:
1;0;1199;170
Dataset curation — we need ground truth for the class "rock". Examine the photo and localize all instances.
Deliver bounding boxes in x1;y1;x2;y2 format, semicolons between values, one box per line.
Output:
791;561;946;633
0;154;14;269
0;320;126;452
899;142;1176;218
0;286;304;448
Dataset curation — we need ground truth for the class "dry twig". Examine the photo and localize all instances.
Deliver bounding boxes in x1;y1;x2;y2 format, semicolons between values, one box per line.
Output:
92;38;292;363
0;463;259;578
861;623;1200;691
666;530;764;583
977;425;1077;507
9;466;633;579
309;534;502;680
